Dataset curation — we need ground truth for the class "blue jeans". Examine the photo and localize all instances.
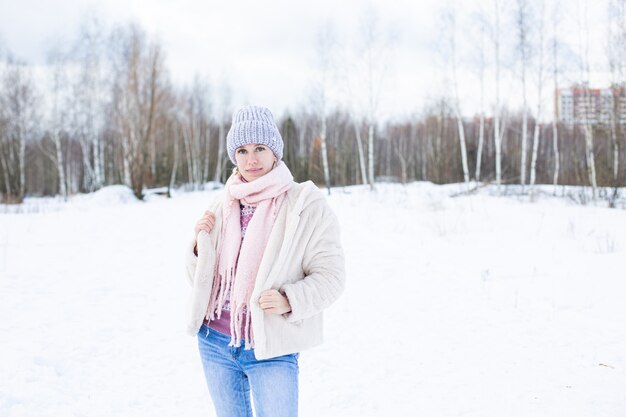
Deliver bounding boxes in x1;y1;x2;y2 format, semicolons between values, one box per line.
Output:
197;324;299;417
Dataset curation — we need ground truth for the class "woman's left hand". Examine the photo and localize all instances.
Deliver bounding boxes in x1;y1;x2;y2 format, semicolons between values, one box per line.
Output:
258;289;291;314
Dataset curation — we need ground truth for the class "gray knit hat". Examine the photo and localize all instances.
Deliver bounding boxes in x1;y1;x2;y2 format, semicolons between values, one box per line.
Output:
226;105;283;164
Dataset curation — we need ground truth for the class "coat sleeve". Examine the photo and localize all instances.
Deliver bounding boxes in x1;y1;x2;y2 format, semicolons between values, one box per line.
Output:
280;201;346;323
184;238;198;287
184;196;223;287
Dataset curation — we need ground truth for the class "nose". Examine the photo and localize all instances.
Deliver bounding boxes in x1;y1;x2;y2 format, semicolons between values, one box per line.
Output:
248;153;258;165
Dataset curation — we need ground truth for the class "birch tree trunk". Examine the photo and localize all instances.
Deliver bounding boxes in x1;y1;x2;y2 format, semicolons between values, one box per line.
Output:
551;2;561;190
494;0;503;190
583;124;597;193
446;7;469;184
18;123;25;200
607;0;623;184
520;102;528;187
320;116;331;194
52;131;67;198
578;0;597;198
517;0;530;189
529;123;541;187
169;132;179;193
610;112;619;182
530;0;546;198
476;112;485;182
476;22;486;182
552;121;560;188
353;119;368;185
92;133;104;187
456;116;470;183
122;130;133;188
368;122;375;189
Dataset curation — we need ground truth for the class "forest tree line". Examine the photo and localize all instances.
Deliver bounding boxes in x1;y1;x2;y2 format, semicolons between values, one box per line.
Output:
1;0;626;203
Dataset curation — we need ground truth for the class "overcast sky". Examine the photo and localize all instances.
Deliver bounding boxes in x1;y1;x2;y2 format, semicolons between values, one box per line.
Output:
0;0;611;120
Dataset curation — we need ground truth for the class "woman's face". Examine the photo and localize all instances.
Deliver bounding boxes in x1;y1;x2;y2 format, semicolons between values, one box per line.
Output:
235;144;277;182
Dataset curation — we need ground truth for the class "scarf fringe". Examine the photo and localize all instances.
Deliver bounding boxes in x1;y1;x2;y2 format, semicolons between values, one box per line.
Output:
210;268;235;320
228;303;254;349
205;208;236;322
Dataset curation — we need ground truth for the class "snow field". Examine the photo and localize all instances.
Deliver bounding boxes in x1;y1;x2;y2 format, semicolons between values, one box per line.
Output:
1;182;625;416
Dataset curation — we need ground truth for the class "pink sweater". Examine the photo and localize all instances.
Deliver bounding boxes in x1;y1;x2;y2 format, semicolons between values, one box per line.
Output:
205;203;256;335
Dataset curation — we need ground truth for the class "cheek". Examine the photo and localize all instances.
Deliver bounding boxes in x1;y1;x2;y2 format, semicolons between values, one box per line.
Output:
264;154;276;166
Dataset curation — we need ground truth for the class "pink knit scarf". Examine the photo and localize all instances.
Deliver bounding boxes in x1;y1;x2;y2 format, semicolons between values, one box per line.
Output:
206;161;294;349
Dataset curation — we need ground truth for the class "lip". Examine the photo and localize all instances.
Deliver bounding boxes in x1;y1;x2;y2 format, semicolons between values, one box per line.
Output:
246;168;262;173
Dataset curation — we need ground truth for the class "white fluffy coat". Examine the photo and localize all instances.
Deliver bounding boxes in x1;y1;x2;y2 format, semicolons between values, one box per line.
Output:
184;181;346;359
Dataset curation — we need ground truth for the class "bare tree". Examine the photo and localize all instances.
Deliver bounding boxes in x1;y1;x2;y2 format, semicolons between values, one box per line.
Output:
530;0;546;196
0;57;38;202
312;22;338;194
607;0;626;184
214;80;231;183
471;8;489;182
517;0;531;189
43;49;70;198
109;24;167;199
351;117;368;185
493;0;504;190
356;6;392;190
577;0;598;197
550;0;561;190
70;17;109;191
178;79;211;190
442;3;470;184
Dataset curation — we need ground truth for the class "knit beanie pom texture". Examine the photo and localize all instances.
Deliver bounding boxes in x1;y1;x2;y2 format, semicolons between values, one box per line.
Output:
226;105;283;164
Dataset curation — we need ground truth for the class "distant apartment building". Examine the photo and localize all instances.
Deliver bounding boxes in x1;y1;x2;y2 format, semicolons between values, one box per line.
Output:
556;84;626;125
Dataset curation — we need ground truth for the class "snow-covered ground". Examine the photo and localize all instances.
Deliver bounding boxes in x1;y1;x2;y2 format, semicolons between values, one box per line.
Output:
1;182;625;417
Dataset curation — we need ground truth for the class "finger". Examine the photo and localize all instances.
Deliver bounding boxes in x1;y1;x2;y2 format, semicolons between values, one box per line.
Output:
261;289;278;297
260;295;278;304
259;298;274;306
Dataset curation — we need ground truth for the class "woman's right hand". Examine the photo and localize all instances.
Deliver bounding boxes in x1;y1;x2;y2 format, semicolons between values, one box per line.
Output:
194;210;216;237
194;211;215;256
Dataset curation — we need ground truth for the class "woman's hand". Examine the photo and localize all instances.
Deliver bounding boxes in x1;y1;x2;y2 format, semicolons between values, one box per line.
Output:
258;289;292;314
193;211;215;256
195;210;216;236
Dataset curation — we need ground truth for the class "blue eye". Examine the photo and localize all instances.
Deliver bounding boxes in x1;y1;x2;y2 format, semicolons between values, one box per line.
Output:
256;146;266;152
237;149;247;154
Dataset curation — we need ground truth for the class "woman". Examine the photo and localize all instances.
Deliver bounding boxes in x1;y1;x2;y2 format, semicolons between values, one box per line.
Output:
184;105;345;417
